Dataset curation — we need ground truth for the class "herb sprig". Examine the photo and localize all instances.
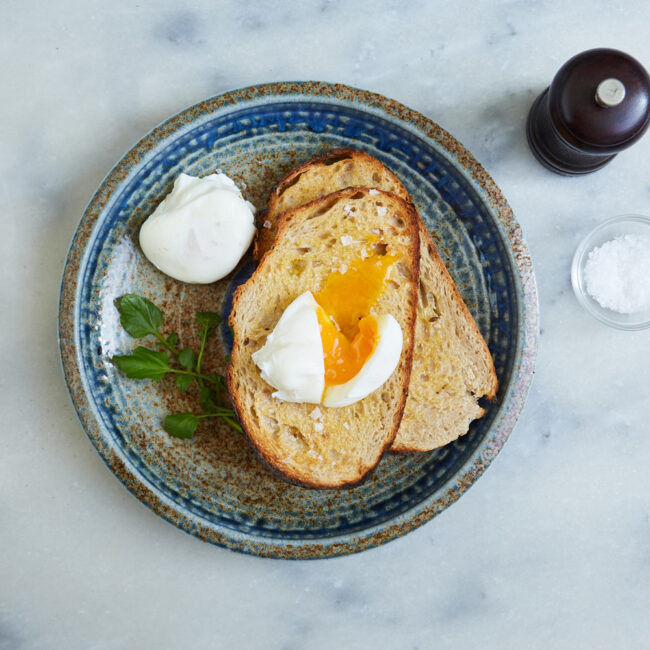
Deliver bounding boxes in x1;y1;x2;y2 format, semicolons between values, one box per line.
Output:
112;294;241;439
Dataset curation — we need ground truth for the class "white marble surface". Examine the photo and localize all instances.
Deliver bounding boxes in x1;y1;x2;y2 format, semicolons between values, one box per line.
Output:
2;1;650;648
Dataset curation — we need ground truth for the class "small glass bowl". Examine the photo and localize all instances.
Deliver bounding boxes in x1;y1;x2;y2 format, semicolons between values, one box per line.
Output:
571;214;650;330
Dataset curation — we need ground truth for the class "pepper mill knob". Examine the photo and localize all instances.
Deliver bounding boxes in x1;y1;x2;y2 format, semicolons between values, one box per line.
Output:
527;48;650;175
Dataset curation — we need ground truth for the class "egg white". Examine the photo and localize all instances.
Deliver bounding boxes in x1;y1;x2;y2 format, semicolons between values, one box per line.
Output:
251;292;325;403
252;292;402;407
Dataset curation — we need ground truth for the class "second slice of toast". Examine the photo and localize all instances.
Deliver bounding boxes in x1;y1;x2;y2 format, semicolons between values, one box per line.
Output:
391;224;497;451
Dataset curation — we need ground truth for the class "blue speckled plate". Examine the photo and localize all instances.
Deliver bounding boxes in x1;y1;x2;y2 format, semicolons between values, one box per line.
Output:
59;82;538;559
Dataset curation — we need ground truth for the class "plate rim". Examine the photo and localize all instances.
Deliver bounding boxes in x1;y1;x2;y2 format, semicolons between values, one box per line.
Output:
58;80;539;559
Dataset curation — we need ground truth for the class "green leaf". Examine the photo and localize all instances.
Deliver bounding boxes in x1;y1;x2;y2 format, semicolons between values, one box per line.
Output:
200;385;218;412
197;311;220;332
118;294;164;338
178;348;196;369
224;353;231;364
167;332;179;347
175;374;194;393
112;346;170;380
227;325;235;340
164;413;198;439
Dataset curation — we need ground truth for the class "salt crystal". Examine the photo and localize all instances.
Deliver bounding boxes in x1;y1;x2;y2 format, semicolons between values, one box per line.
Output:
263;220;272;229
343;422;350;430
584;234;650;313
339;263;348;274
340;235;353;246
343;205;354;215
369;189;379;195
309;406;323;421
377;206;387;217
314;422;324;432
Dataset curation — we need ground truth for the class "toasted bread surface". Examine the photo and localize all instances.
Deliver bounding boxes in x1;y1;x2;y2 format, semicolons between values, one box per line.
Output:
227;188;420;488
390;224;498;452
253;148;498;453
254;148;410;260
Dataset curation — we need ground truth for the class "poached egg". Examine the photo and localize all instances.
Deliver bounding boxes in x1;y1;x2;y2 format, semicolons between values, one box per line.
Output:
252;253;403;408
139;173;256;283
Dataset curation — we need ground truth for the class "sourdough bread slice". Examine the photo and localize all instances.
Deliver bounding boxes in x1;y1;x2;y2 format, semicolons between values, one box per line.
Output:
227;187;420;488
254;148;410;260
254;148;498;452
390;224;498;452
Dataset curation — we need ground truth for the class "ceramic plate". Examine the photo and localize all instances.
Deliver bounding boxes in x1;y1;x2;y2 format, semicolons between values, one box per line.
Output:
59;82;538;559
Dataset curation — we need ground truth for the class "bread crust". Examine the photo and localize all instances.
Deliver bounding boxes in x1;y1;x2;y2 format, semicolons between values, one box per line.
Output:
254;148;410;261
227;187;420;488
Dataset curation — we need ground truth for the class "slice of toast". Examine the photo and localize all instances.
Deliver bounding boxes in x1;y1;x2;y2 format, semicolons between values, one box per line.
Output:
390;224;498;452
255;149;497;452
254;148;410;260
227;188;420;488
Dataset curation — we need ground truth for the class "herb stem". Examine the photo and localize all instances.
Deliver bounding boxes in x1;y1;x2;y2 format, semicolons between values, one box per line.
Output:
154;331;179;355
196;326;208;376
197;411;243;432
168;368;221;385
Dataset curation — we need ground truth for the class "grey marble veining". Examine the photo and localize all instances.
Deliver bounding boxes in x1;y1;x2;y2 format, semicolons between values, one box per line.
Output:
1;1;650;648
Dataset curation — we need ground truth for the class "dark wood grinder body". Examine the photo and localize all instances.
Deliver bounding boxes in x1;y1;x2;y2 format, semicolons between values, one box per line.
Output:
527;48;650;175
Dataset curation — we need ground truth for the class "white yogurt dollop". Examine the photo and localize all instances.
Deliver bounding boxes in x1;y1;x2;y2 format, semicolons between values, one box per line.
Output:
139;173;256;283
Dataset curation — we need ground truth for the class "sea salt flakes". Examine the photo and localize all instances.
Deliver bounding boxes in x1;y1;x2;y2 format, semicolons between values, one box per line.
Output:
368;189;379;195
309;406;324;421
313;422;324;433
584;234;650;313
376;206;387;217
262;220;272;229
340;235;353;246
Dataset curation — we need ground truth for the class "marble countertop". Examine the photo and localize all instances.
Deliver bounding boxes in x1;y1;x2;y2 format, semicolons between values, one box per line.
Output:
2;1;650;648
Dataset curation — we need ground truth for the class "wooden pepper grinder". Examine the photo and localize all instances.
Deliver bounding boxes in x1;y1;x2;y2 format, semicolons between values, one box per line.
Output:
527;48;650;175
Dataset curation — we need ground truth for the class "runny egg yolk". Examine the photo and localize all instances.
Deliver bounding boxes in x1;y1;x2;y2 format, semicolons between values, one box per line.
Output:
314;253;397;388
316;309;378;385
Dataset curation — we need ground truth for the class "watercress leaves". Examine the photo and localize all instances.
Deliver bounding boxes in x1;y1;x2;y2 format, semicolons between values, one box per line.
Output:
164;413;198;439
112;346;171;380
175;374;194;393
197;311;220;332
111;294;240;439
178;348;196;369
200;385;218;412
117;294;164;338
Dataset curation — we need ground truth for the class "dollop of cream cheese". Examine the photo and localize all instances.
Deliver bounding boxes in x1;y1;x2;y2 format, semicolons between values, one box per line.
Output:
139;173;256;283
